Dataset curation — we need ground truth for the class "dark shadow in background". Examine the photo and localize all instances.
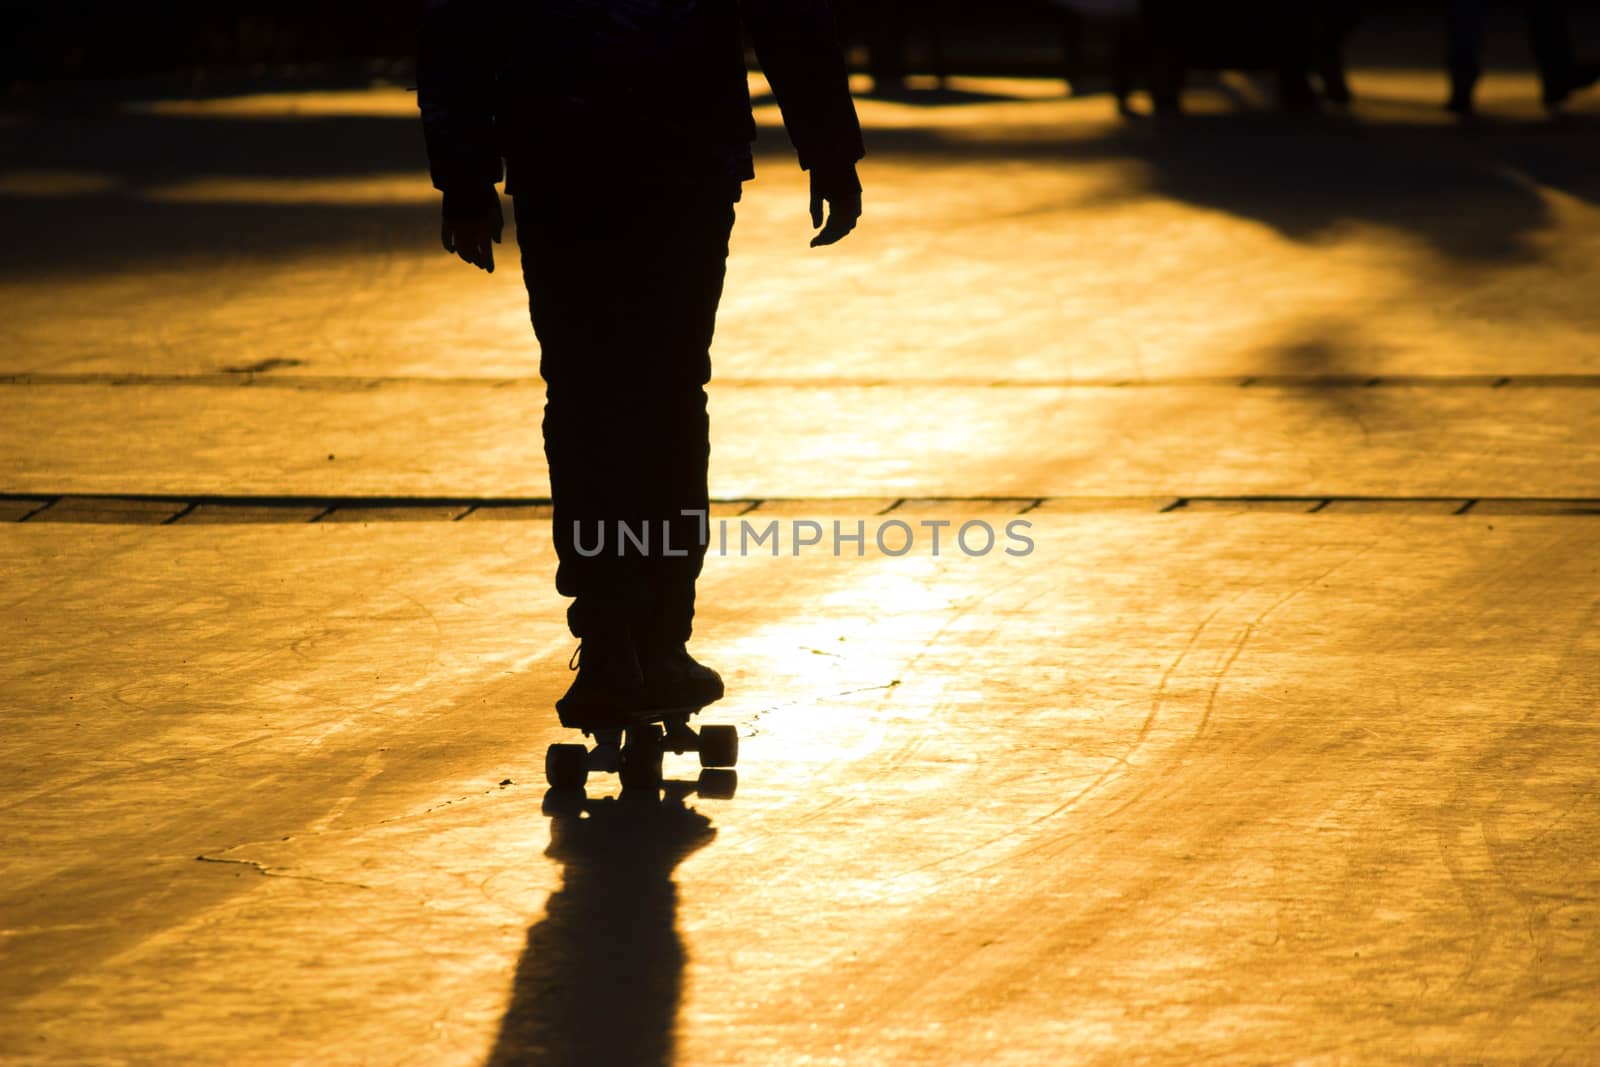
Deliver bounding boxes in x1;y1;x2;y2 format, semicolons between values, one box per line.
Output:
5;85;1600;286
0;111;435;280
485;784;718;1067
0;112;426;181
854;112;1600;263
6;89;1600;267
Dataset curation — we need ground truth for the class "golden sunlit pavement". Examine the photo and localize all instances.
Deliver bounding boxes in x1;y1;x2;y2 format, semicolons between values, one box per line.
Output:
3;57;1600;1067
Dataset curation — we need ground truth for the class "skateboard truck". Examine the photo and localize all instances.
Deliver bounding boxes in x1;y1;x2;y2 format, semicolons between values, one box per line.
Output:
545;709;738;792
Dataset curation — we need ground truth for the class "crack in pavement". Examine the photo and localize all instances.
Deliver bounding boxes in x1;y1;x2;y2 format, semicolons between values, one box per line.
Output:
194;853;375;891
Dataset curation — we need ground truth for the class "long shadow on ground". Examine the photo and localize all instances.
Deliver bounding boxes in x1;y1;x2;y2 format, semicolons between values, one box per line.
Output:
485;783;718;1067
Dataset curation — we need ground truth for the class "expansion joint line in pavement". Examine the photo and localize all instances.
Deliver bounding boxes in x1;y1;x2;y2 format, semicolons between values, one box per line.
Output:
2;493;1599;524
7;372;1600;390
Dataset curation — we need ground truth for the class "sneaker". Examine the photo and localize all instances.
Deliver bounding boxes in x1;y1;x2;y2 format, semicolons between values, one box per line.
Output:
555;635;646;729
638;641;724;710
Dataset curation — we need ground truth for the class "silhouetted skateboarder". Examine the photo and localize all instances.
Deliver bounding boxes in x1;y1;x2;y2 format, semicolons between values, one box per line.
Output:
419;0;863;729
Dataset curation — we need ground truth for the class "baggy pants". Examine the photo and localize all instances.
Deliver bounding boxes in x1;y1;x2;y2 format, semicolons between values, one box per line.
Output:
513;176;737;642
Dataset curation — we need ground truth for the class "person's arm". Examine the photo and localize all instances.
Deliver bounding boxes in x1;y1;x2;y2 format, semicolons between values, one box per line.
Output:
741;0;865;246
418;0;503;271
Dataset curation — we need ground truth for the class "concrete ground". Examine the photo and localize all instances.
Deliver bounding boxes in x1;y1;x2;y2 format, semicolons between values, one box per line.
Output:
3;54;1599;1067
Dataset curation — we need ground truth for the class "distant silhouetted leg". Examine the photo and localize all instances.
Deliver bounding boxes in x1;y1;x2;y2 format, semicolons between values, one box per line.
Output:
1060;10;1087;96
1446;0;1486;113
1110;15;1145;115
1525;0;1599;109
857;0;909;94
1275;6;1321;112
1527;0;1573;101
1142;1;1186;115
1317;1;1360;104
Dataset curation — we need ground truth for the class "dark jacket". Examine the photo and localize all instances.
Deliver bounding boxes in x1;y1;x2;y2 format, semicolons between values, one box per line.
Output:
418;0;864;200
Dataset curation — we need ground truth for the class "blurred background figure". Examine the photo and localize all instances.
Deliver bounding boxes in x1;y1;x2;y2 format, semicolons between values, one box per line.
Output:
1056;0;1360;117
1445;0;1600;114
1314;1;1362;105
844;0;951;95
1055;0;1145;116
1142;1;1328;114
854;0;908;93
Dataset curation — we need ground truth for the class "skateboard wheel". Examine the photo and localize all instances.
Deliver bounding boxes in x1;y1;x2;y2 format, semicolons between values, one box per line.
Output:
698;724;738;769
697;769;738;799
545;743;588;789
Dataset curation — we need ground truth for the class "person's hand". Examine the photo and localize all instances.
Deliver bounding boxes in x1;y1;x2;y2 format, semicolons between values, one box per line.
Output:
441;193;503;273
809;165;861;248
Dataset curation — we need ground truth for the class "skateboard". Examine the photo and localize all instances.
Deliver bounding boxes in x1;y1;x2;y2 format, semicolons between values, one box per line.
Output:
544;706;738;791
